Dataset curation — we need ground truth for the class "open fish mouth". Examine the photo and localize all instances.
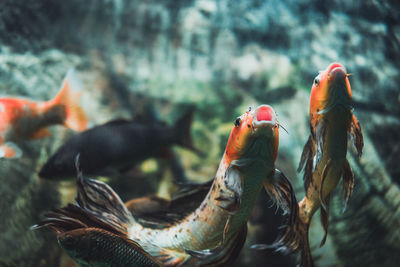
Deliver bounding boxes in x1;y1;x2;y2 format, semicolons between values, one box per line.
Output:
318;67;353;115
252;105;277;128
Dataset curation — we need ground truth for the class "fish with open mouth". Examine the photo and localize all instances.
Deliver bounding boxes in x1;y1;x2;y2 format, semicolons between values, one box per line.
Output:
0;69;87;158
34;104;298;266
276;63;364;267
39;107;200;179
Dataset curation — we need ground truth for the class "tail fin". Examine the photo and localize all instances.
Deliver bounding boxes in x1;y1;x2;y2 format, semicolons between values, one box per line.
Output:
33;157;134;237
251;212;314;267
273;215;314;267
173;107;203;156
263;169;298;219
31;203;128;237
74;157;134;235
51;69;88;131
257;170;315;267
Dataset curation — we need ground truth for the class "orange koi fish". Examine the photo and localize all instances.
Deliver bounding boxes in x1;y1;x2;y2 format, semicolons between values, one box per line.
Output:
278;63;363;267
0;69;88;158
34;105;298;266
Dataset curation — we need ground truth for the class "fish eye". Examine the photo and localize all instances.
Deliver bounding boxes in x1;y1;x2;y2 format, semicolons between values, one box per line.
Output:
314;75;320;86
234;117;241;127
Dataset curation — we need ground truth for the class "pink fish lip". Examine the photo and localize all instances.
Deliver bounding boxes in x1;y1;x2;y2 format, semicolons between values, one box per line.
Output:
252;105;276;128
328;66;347;80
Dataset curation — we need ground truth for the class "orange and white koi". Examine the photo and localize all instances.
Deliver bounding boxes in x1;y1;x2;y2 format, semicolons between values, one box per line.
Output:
34;105;298;266
0;69;88;158
278;63;363;267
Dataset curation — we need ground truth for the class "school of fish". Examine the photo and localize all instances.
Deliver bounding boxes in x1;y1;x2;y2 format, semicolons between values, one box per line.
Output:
0;63;363;266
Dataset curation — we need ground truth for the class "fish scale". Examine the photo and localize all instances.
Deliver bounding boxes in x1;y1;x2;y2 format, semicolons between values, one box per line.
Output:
59;228;161;267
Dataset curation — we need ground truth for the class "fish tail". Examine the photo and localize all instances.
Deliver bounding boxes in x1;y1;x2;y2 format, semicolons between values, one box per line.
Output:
51;69;88;131
274;214;315;267
33;161;135;237
261;169;315;267
174;106;202;155
263;169;298;219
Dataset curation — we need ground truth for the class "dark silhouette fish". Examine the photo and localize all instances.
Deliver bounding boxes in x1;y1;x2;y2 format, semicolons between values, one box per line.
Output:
39;107;199;179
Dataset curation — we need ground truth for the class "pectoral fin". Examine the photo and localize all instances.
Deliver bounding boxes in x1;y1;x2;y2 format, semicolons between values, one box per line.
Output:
298;135;315;191
314;120;327;171
341;159;354;213
0;142;22;159
187;223;247;266
298;135;313;172
186;217;232;259
350;114;363;158
154;248;190;266
215;166;243;214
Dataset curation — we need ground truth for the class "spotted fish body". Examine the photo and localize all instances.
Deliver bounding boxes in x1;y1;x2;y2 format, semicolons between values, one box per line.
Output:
35;105;298;266
126;105;299;265
279;63;364;267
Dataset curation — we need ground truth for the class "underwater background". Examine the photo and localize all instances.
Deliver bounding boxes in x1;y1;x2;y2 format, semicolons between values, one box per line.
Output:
0;0;399;266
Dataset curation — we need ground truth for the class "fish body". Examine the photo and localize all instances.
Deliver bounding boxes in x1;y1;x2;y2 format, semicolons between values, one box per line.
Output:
39;108;198;179
58;228;162;267
35;105;298;266
0;69;88;158
280;63;363;267
125;105;297;266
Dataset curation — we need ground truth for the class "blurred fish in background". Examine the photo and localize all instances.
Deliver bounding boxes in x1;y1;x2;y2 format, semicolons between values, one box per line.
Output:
0;69;87;158
0;0;399;266
38;106;200;180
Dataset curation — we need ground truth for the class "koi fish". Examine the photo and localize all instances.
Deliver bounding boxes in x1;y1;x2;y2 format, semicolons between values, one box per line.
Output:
34;105;299;266
0;69;88;158
277;63;363;267
39;107;199;179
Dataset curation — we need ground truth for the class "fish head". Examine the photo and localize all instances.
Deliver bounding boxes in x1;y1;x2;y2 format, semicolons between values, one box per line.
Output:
310;63;353;121
225;105;279;164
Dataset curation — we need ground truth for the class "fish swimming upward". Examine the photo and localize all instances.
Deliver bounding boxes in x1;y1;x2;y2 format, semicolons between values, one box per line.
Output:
34;105;299;266
0;69;88;158
277;63;364;267
39;107;199;179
